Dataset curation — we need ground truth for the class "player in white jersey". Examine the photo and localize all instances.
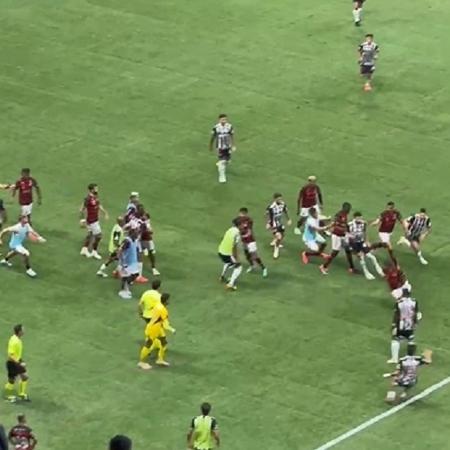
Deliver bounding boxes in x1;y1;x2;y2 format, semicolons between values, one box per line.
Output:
301;208;329;264
352;0;365;26
209;114;236;183
388;289;422;364
348;212;384;280
0;215;46;277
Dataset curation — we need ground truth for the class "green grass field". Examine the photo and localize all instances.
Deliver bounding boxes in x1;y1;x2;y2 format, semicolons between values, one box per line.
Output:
1;0;450;449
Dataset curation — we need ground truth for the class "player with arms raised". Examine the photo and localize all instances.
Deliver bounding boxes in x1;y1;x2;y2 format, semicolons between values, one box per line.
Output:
319;202;355;275
295;175;324;235
398;208;432;265
358;34;379;91
12;169;41;224
236;207;267;277
265;193;291;259
80;183;109;260
209;113;235;183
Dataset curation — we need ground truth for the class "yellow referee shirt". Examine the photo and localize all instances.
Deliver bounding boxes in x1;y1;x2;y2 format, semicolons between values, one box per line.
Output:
8;335;23;362
139;289;162;319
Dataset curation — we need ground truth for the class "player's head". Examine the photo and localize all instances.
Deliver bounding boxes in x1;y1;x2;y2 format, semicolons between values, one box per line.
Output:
218;113;228;125
407;343;417;356
353;211;363;220
14;324;24;337
309;207;318;218
130;192;139;203
17;414;26;424
19;215;28;225
21;168;31;178
161;293;170;305
386;201;395;210
402;288;411;298
117;216;125;226
273;193;283;204
419;207;427;218
109;435;132;450
365;33;374;43
201;402;212;416
152;279;161;290
136;203;145;215
232;218;240;228
128;227;139;239
239;207;249;217
88;183;98;194
307;175;317;184
342;202;352;213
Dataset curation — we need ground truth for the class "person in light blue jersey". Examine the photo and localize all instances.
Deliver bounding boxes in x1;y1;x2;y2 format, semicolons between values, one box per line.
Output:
301;208;330;265
117;227;140;299
0;216;46;278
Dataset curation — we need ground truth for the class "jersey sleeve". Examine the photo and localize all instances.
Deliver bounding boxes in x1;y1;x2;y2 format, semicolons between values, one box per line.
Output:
190;417;196;429
211;417;218;430
426;218;432;229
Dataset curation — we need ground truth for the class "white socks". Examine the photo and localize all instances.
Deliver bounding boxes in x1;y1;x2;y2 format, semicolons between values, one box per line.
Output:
391;340;400;361
221;263;231;277
138;262;143;276
353;8;361;22
366;252;384;276
218;161;227;183
229;265;242;286
360;257;374;280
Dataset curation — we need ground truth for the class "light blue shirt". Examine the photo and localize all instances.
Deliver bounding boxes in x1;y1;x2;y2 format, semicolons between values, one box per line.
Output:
303;216;319;241
120;237;138;267
9;223;32;248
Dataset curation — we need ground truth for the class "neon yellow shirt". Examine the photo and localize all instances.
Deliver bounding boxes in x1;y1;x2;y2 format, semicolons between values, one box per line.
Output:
191;415;218;449
8;335;23;362
218;226;240;255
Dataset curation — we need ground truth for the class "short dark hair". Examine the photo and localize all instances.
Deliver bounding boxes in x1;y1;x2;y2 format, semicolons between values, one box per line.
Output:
152;279;161;290
309;207;317;215
232;218;240;227
402;288;411;297
109;435;132;450
17;414;26;423
273;192;282;199
161;293;170;304
14;324;23;335
387;201;395;207
354;211;362;217
407;343;416;356
239;207;248;214
201;402;212;415
88;183;97;191
21;168;30;174
218;113;227;119
366;33;374;38
420;207;426;213
342;202;352;210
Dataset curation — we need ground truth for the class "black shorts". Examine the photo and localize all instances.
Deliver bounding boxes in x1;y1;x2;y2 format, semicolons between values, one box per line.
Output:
394;328;414;341
350;241;369;254
6;361;26;380
218;253;236;264
218;148;231;161
407;234;421;243
360;64;375;75
272;225;285;235
395;377;416;389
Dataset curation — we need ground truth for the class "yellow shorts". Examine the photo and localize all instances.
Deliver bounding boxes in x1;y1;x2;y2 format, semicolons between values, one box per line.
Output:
145;324;163;341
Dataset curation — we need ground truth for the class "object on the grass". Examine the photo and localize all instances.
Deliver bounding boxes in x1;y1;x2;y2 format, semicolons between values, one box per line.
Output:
79;219;87;228
385;391;396;403
423;349;433;363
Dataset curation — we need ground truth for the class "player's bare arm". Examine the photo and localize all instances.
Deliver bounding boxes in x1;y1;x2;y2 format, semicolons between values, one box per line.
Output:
284;208;292;226
370;217;380;226
34;182;42;205
209;132;216;151
0;226;13;245
187;428;194;449
213;429;220;447
100;204;109;220
79;202;86;219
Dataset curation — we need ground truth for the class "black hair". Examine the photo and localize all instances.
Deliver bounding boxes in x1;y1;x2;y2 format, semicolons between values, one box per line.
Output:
402;288;411;297
232;218;240;227
273;192;282;199
420;208;426;213
387;201;395;207
201;402;212;415
161;293;170;304
14;324;23;335
407;343;416;356
88;183;97;191
354;211;362;217
218;113;227;119
21;168;30;174
152;279;161;290
366;33;374;38
109;435;132;450
17;414;26;423
309;207;317;215
342;202;352;211
239;207;248;214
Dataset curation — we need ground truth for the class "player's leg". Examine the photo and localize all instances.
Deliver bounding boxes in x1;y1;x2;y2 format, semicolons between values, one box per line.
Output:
273;230;284;259
358;250;375;280
353;0;362;25
217;150;230;183
97;252;117;277
91;227;103;260
365;250;384;276
1;250;18;267
295;209;308;235
156;337;170;366
138;338;154;370
320;235;342;273
4;363;17;402
388;328;401;363
147;241;160;275
219;254;233;282
226;262;242;290
135;244;149;284
410;238;428;265
18;372;29;401
118;268;133;299
81;230;93;257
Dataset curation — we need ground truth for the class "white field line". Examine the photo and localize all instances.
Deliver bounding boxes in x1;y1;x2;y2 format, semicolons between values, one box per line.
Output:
313;376;450;450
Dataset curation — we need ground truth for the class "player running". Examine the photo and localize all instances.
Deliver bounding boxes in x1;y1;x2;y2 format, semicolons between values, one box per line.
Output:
12;169;41;224
236;207;267;277
352;0;365;26
8;414;37;450
0;216;46;278
358;34;379;91
388;289;422;364
265;193;291;259
385;345;432;403
319;202;355;275
80;183;109;260
348;212;384;280
398;208;432;265
295;175;324;235
117;227;140;299
218;219;242;290
301;208;329;265
209;113;236;183
0;198;7;231
96;216;125;278
384;264;412;300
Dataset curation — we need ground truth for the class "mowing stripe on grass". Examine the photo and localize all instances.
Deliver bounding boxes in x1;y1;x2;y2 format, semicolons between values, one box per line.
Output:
313;376;450;450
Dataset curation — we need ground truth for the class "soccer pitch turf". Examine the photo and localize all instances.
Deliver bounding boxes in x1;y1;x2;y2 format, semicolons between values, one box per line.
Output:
1;0;450;449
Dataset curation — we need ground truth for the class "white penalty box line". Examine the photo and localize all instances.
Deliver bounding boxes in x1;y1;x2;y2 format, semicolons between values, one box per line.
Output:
313;376;450;450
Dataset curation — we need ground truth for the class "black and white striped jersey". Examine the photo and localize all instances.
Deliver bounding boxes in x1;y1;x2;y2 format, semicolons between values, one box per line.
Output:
395;297;418;331
348;219;367;243
211;123;234;150
398;355;425;384
407;214;431;238
266;201;288;228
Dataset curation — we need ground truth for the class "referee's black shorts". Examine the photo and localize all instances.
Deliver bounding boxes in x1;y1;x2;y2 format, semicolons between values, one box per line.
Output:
6;360;26;380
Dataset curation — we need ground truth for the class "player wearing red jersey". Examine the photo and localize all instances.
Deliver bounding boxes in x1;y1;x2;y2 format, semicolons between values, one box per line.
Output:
136;203;160;278
384;264;412;300
79;183;109;259
295;176;324;234
8;414;37;450
371;201;404;247
236;207;267;277
319;202;355;275
12;169;41;224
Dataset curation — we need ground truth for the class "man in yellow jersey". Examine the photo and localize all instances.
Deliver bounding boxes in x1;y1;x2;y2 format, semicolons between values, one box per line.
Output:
97;216;125;277
138;279;162;322
4;324;29;403
187;402;220;450
138;293;175;370
218;219;242;291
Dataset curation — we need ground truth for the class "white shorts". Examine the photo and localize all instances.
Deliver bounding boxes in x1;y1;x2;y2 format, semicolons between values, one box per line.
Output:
304;234;326;252
246;241;258;253
331;234;347;251
11;245;30;257
391;281;412;300
300;204;320;218
379;232;392;245
20;203;33;217
120;263;139;278
87;221;102;236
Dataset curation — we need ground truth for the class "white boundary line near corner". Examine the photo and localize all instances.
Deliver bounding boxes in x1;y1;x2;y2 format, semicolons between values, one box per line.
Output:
313;376;450;450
